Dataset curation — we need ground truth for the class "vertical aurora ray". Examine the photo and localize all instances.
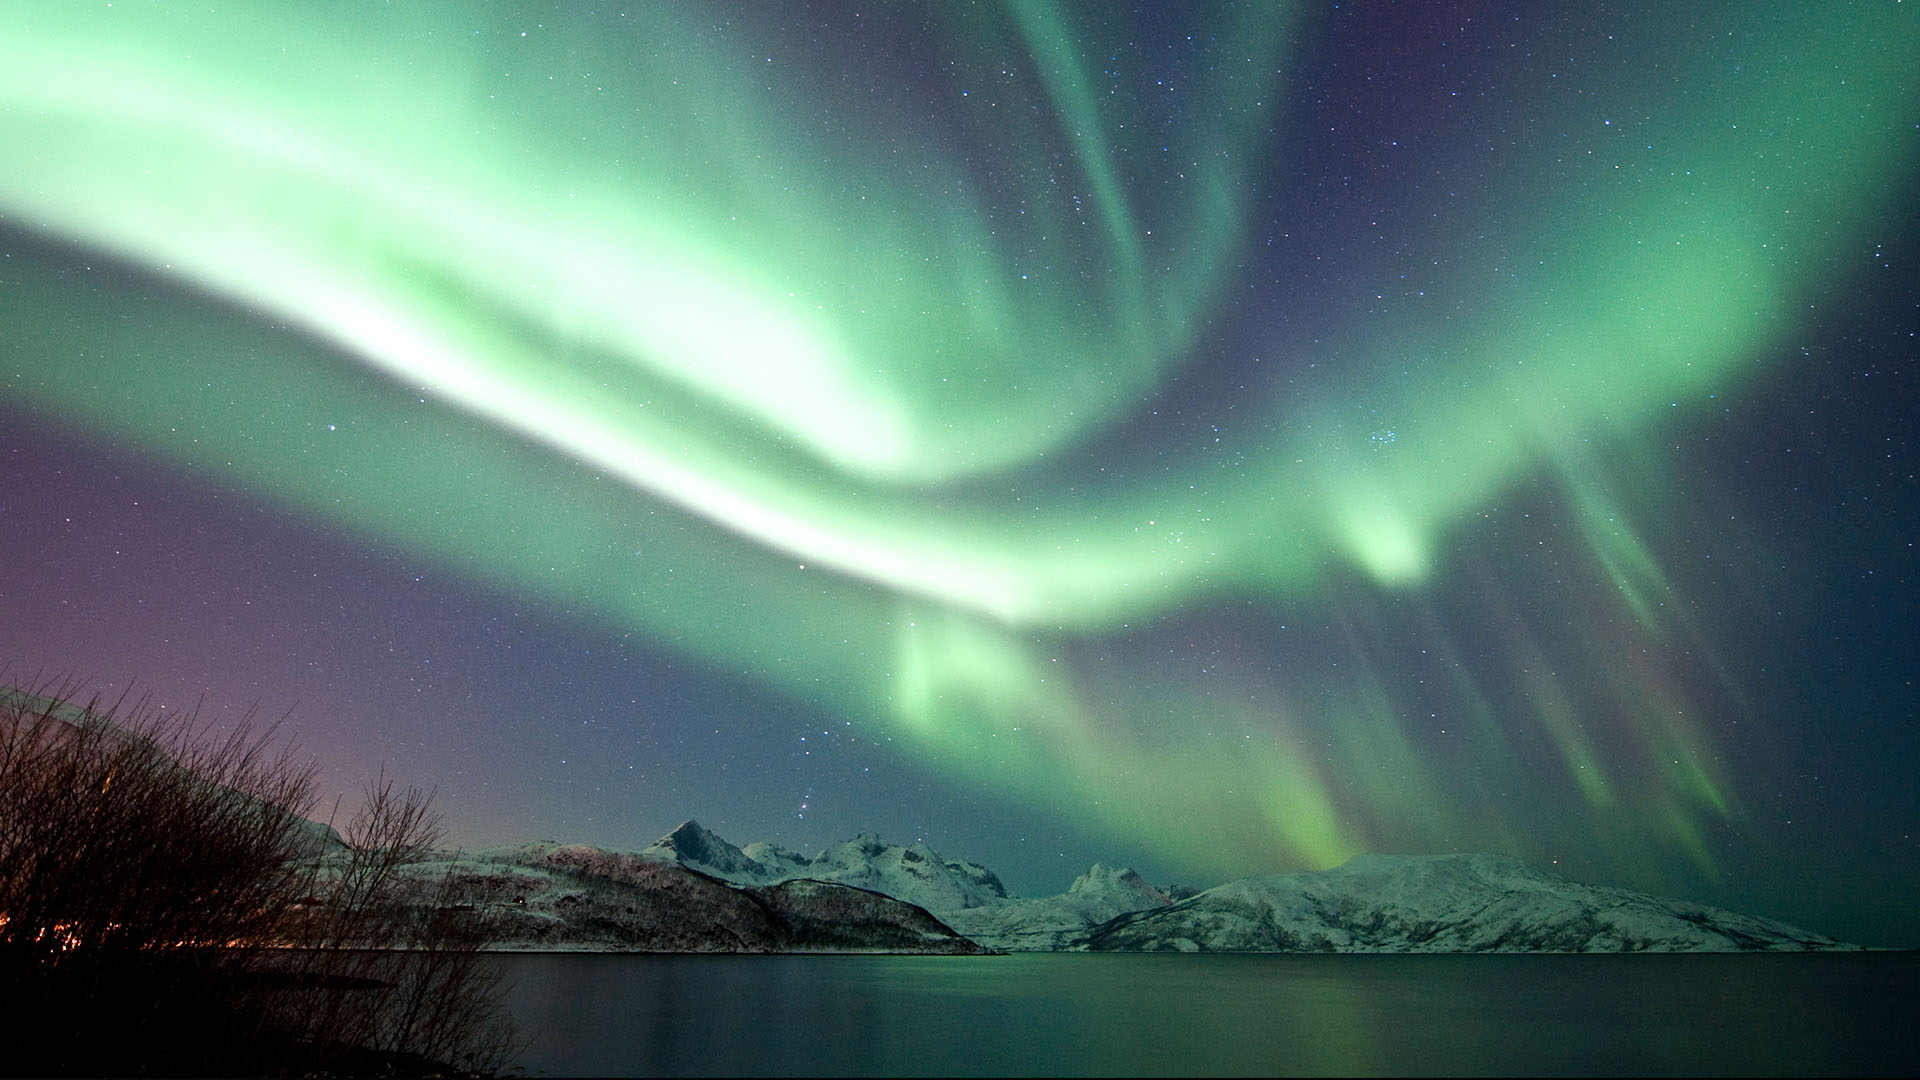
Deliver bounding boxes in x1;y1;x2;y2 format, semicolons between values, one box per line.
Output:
2;1;1914;890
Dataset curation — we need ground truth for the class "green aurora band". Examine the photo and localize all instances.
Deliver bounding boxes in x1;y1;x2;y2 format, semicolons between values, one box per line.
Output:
3;3;1914;879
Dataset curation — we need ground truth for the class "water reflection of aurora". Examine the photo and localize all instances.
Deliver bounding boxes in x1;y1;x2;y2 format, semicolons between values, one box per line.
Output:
3;4;1913;886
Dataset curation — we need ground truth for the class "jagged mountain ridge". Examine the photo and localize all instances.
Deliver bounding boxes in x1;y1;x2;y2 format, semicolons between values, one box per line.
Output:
637;820;1165;950
630;824;1851;953
642;820;1010;911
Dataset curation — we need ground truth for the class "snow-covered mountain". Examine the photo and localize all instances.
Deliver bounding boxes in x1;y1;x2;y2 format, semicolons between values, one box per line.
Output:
360;829;1856;954
13;683;1849;954
635;821;1169;951
377;840;983;953
943;863;1176;951
1084;852;1849;953
626;824;1851;953
639;820;777;883
641;821;1011;913
803;832;1011;912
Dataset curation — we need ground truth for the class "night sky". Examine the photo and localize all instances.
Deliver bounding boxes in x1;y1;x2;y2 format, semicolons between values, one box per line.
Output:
2;3;1915;946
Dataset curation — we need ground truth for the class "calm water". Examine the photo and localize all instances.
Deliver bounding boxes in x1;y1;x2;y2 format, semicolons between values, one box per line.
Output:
495;951;1918;1077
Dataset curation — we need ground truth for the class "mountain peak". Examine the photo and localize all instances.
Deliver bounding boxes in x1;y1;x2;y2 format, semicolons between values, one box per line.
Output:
1065;864;1171;922
642;820;771;881
658;819;713;844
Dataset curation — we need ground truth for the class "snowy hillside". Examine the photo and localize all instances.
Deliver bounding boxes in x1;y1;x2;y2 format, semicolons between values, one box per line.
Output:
1085;853;1850;953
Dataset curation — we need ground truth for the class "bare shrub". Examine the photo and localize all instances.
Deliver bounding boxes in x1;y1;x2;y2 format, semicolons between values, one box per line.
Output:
270;780;517;1074
0;679;514;1075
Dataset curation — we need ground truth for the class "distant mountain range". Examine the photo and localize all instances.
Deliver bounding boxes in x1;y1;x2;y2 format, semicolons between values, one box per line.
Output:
10;686;1853;954
377;820;1851;954
396;838;985;954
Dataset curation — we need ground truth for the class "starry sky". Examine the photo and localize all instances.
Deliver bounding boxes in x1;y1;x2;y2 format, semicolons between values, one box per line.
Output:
1;2;1915;945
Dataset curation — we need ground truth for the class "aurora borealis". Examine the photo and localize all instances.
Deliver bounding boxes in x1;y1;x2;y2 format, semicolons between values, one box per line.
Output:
2;3;1915;943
